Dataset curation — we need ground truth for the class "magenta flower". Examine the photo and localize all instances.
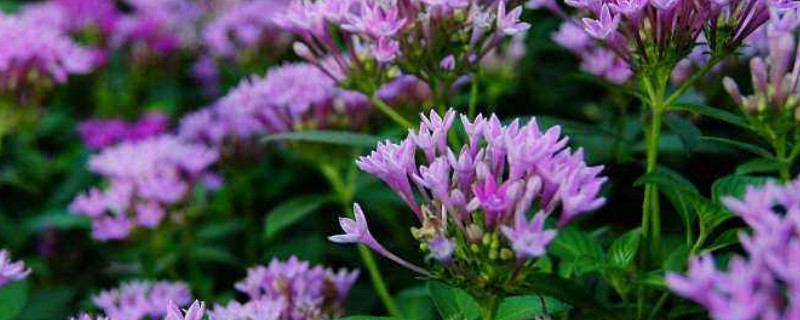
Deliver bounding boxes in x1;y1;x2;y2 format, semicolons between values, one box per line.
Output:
497;2;531;35
501;212;558;260
581;5;619;40
668;176;800;320
337;110;607;284
226;256;359;319
202;0;291;59
165;300;205;320
0;250;30;289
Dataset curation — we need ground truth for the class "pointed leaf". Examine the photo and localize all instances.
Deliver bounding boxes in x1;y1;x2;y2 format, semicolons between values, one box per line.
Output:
608;228;642;268
0;280;29;320
495;295;571;320
667;104;748;129
663;114;701;154
264;195;331;240
735;158;789;175
261;130;384;147
700;137;773;158
427;281;481;320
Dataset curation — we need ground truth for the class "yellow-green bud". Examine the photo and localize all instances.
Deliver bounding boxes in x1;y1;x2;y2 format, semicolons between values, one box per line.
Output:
500;249;514;260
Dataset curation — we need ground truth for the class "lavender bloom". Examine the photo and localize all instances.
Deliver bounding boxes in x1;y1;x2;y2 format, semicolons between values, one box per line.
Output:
21;0;119;36
274;0;531;94
0;250;30;289
70;135;219;241
165;300;206;320
92;280;192;319
723;11;800;119
376;75;432;107
222;256;358;320
335;110;607;283
79;112;170;150
202;0;292;59
667;177;800;320
178;63;371;148
0;14;95;95
111;0;202;55
551;21;633;84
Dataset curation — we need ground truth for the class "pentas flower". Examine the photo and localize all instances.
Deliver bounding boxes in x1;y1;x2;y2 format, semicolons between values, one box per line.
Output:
561;0;780;72
70;135;220;241
20;0;119;37
92;281;192;320
74;299;206;320
111;0;202;55
550;21;633;84
0;250;30;289
274;0;530;96
79;112;170;150
667;177;800;320
178;62;370;149
723;9;800;124
202;0;292;60
212;256;358;320
0;14;95;96
331;109;607;295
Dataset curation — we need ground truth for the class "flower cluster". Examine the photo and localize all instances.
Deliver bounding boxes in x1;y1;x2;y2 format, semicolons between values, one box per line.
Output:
91;280;192;319
551;21;632;84
202;0;292;60
0;249;30;289
723;9;800;125
20;0;119;37
70;135;220;241
79;112;170;150
74;300;206;320
332;109;607;295
210;256;359;320
274;0;530;95
111;0;203;55
0;14;96;96
563;0;783;72
179;62;371;148
667;177;800;320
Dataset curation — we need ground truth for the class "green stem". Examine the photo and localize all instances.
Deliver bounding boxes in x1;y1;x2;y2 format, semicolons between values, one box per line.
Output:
480;295;499;320
320;163;401;316
664;56;723;107
775;137;792;181
469;72;480;118
646;293;670;320
370;94;413;129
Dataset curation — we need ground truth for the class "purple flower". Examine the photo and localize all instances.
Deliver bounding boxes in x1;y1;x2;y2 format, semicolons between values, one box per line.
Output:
0;250;30;288
374;37;400;63
111;0;202;55
343;109;607;279
668;176;800;320
203;0;291;59
582;5;620;40
93;280;192;320
70;135;219;241
501;212;558;260
229;256;358;319
440;55;457;71
79;112;170;150
0;14;95;93
165;300;206;320
497;2;531;35
552;22;592;52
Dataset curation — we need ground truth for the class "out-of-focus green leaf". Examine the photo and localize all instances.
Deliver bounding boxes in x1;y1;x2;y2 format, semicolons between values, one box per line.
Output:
663;114;701;154
705;228;744;253
711;175;771;204
667;104;748;129
550;227;604;276
395;286;434;320
17;287;74;320
495;295;570;320
0;280;29;320
24;209;90;231
264;195;331;240
261;130;385;147
735;158;789;175
427;281;481;320
190;246;239;266
338;316;406;320
522;274;616;319
700;136;773;158
198;220;244;240
607;228;641;268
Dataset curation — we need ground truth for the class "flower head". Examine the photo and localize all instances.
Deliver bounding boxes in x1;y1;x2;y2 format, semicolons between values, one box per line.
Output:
203;0;292;59
92;280;192;320
0;250;30;289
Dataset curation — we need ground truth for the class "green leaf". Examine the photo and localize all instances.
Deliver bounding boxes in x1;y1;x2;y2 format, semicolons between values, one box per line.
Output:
337;316;406;320
427;281;481;320
0;280;29;320
522;274;616;319
667;104;748;129
705;228;744;253
607;228;641;268
190;246;239;266
24;209;90;231
264;195;331;240
700;137;773;158
495;295;571;320
711;175;772;204
395;286;434;320
549;227;604;276
735;158;789;175
635;167;701;237
197;220;244;240
261;130;384;147
17;287;75;320
663;114;702;154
